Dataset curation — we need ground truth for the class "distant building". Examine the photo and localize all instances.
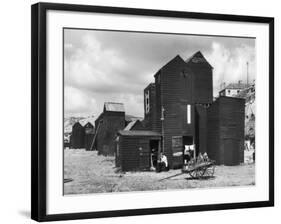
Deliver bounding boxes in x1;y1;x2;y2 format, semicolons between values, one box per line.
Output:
94;102;126;156
219;81;250;97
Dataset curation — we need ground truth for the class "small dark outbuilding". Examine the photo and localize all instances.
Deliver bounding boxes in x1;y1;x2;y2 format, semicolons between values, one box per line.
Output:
95;102;126;156
116;130;161;171
70;122;85;149
207;96;245;165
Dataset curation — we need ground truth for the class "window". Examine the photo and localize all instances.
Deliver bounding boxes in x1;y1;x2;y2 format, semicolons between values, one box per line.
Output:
187;104;191;124
145;91;150;114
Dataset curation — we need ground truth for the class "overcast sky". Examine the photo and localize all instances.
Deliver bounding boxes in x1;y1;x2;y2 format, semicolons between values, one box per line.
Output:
64;29;255;118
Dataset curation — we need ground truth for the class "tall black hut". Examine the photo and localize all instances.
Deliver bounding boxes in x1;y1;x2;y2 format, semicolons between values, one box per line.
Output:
207;96;245;165
115;51;245;171
70;122;85;149
143;52;213;168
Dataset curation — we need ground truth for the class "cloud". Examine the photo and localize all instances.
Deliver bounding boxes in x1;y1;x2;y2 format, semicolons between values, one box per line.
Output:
205;41;256;95
64;86;97;116
64;29;255;117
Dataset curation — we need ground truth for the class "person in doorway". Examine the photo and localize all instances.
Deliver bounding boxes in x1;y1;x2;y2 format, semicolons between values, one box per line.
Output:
197;152;204;163
184;146;191;164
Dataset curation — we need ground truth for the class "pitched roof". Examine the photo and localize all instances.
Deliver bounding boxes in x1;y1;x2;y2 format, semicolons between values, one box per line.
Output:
104;102;125;112
124;120;144;131
154;55;185;77
124;120;138;131
125;114;143;122
78;116;95;127
185;51;213;68
118;130;161;137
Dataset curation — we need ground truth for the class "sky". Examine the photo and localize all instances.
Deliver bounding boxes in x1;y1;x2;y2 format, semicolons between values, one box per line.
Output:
64;29;256;118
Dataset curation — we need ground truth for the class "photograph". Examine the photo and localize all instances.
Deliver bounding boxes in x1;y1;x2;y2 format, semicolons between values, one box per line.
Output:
63;28;256;195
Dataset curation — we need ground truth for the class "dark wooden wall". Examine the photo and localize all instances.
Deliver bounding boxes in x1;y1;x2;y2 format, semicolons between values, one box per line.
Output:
70;122;85;149
195;104;208;154
95;111;125;156
154;56;196;168
84;122;95;151
186;66;213;104
207;96;245;165
131;120;146;131
116;135;160;171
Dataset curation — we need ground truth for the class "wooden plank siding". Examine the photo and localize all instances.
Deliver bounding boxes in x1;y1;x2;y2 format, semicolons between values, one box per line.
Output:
95;111;125;156
70;122;85;149
155;56;196;168
207;96;245;165
116;134;161;171
84;122;95;151
195;104;208;154
152;55;214;168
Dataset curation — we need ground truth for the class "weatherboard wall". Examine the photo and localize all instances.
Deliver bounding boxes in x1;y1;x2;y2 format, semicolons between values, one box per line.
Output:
207;96;245;165
95;111;125;156
155;56;196;168
116;134;161;171
70;122;85;149
84;122;95;151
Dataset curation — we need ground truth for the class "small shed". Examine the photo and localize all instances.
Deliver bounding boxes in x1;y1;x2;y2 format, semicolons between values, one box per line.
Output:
95;102;126;156
116;130;161;171
70;122;85;149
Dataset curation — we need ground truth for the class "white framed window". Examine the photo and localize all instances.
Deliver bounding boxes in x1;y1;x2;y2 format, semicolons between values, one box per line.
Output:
187;104;191;124
145;91;150;114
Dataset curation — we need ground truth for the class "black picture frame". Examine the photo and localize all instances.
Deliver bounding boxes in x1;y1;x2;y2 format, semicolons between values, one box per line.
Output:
31;2;274;222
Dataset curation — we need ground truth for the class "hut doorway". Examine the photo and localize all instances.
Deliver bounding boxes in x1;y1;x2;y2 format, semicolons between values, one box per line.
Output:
150;139;160;168
183;136;194;164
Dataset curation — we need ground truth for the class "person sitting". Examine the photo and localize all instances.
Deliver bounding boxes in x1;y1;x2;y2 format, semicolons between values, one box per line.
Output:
156;153;169;172
203;152;209;162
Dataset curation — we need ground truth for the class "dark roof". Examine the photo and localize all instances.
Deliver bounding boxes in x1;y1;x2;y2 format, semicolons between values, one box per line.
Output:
72;122;83;129
84;122;94;128
124;120;138;131
118;130;161;137
154;55;185;77
125;114;143;122
144;82;155;91
79;116;95;126
104;102;125;112
185;51;213;68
